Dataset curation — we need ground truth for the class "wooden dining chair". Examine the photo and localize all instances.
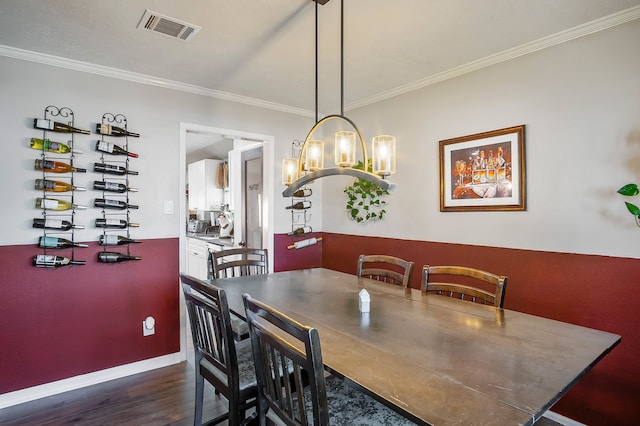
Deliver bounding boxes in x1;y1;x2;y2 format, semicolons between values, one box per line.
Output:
210;247;269;279
180;273;257;426
242;293;416;426
356;254;415;288
421;265;507;308
210;247;268;341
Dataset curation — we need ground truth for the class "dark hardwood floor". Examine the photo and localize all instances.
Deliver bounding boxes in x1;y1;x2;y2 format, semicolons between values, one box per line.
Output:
0;361;229;426
0;362;565;426
0;354;564;426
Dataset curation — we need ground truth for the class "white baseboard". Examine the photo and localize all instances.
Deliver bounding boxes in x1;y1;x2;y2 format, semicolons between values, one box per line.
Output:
0;352;185;409
544;410;586;426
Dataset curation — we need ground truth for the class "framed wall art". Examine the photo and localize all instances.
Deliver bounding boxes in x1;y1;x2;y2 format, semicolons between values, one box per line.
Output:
439;125;526;212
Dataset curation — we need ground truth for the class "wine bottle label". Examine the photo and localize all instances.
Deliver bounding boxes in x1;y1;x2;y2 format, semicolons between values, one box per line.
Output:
102;235;120;245
45;141;61;151
41;199;59;209
104;182;120;191
105;219;122;226
103;199;121;207
96;163;117;172
40;160;55;170
99;252;120;262
44;219;63;229
97;124;111;134
36;180;56;190
34;119;54;130
97;141;114;153
39;236;58;248
34;254;56;265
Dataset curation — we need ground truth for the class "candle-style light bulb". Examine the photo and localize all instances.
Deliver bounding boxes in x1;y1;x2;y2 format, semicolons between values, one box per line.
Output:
372;135;396;176
282;158;298;186
305;140;324;171
335;131;356;167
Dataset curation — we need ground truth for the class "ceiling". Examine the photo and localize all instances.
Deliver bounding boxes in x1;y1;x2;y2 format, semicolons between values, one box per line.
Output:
1;0;639;116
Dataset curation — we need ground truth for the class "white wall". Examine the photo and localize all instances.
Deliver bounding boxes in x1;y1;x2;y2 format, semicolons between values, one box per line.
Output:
0;55;315;247
322;19;640;258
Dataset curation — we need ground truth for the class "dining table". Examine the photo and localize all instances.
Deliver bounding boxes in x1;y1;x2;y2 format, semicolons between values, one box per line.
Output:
207;268;620;425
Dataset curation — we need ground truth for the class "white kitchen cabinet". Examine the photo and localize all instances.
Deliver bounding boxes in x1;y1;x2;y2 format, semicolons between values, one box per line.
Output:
186;238;209;280
188;159;224;210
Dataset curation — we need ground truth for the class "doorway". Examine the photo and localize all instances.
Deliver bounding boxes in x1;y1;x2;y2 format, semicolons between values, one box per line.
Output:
178;122;274;361
243;147;263;249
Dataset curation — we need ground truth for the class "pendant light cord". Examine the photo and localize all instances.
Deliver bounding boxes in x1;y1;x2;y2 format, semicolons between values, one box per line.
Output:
340;0;344;116
315;0;319;124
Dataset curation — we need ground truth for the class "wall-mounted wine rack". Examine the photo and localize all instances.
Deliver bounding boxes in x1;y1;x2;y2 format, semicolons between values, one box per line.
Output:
32;105;87;268
94;113;142;263
286;139;319;250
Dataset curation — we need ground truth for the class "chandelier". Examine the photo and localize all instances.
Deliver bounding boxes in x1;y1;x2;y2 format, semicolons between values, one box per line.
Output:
282;0;397;197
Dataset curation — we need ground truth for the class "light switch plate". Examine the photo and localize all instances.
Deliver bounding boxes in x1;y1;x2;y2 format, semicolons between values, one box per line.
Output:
163;200;174;215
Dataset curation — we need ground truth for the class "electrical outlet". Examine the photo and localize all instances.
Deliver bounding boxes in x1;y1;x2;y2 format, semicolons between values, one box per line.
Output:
143;316;155;336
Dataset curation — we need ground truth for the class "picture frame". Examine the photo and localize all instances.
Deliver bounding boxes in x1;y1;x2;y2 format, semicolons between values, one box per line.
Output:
439;125;526;212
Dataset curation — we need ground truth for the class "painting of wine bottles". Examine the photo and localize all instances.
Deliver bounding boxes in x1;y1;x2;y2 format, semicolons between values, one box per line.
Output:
439;125;526;212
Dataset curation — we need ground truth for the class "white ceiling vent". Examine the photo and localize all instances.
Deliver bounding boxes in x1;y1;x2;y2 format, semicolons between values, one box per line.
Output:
137;10;201;42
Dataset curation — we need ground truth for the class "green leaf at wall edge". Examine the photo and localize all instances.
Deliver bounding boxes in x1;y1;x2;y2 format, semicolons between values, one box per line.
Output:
618;183;639;196
624;201;640;216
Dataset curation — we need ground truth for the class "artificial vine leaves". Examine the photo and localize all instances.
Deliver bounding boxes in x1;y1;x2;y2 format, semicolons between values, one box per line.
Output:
343;160;389;223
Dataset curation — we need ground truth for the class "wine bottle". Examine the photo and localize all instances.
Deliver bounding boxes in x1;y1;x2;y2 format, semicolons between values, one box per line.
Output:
33;118;90;135
30;138;82;154
95;141;138;158
35;159;86;173
39;236;88;249
94;198;139;210
33;218;84;230
292;188;312;198
99;235;142;246
36;197;87;211
286;201;311;210
93;163;138;176
93;181;137;193
96;124;140;138
97;251;142;263
95;218;140;228
33;254;86;268
287;226;312;236
35;179;86;192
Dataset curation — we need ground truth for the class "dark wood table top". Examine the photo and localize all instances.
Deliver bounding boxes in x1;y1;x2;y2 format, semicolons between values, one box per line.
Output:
209;268;620;425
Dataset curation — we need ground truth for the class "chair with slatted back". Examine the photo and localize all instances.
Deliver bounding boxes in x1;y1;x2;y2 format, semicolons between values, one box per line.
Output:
421;265;507;308
356;254;415;288
242;293;416;426
180;273;257;426
211;248;269;279
210;248;268;341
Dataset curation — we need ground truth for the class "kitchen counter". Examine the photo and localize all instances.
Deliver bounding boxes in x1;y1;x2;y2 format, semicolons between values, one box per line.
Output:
187;233;235;247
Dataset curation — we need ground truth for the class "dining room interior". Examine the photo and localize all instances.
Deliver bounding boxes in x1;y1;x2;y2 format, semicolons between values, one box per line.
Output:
1;0;639;425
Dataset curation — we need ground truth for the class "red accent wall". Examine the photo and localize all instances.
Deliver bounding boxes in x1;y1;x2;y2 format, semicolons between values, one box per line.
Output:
0;238;179;394
273;232;323;272
317;232;640;425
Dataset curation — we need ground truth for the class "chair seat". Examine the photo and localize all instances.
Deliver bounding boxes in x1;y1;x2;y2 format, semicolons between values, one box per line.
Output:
302;377;417;425
200;338;257;391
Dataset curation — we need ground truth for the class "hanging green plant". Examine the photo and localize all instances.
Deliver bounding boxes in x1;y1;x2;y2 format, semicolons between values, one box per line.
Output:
344;160;389;223
617;183;640;226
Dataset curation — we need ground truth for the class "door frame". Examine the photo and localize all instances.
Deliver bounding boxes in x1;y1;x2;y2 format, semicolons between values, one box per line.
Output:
178;122;274;360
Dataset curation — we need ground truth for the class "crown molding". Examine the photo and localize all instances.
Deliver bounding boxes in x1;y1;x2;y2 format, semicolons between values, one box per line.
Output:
0;44;314;118
346;5;640;111
1;5;638;116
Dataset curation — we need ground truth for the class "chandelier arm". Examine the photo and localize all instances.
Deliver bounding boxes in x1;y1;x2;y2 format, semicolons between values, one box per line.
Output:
296;114;369;176
283;168;395;197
